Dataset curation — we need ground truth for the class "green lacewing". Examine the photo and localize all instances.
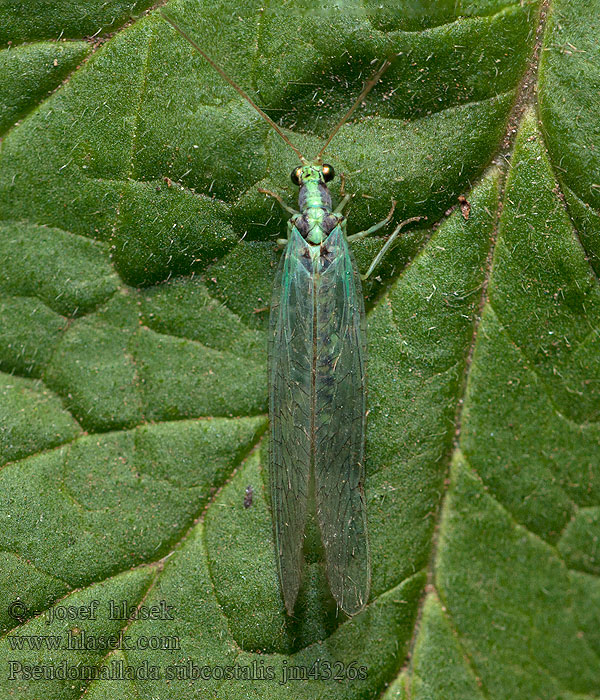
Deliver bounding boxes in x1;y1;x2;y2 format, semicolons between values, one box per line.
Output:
163;13;420;616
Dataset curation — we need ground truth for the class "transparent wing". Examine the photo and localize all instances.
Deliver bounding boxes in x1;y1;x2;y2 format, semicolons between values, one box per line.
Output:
268;226;313;615
314;224;369;615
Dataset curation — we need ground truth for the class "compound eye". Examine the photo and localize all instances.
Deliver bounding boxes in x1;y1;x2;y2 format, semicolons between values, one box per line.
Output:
291;167;302;186
322;163;335;182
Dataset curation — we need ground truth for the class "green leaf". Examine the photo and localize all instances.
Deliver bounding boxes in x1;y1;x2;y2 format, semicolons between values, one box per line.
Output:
0;42;90;136
1;0;598;698
0;1;156;45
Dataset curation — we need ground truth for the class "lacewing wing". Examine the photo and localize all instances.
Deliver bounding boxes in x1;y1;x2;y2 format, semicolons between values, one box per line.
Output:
269;224;369;615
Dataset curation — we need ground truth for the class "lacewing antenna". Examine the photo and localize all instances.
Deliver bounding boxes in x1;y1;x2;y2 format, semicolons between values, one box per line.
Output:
162;12;391;166
161;12;307;163
316;59;392;162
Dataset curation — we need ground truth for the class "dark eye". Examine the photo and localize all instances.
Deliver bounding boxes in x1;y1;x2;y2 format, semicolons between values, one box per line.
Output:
322;164;335;182
291;167;302;186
